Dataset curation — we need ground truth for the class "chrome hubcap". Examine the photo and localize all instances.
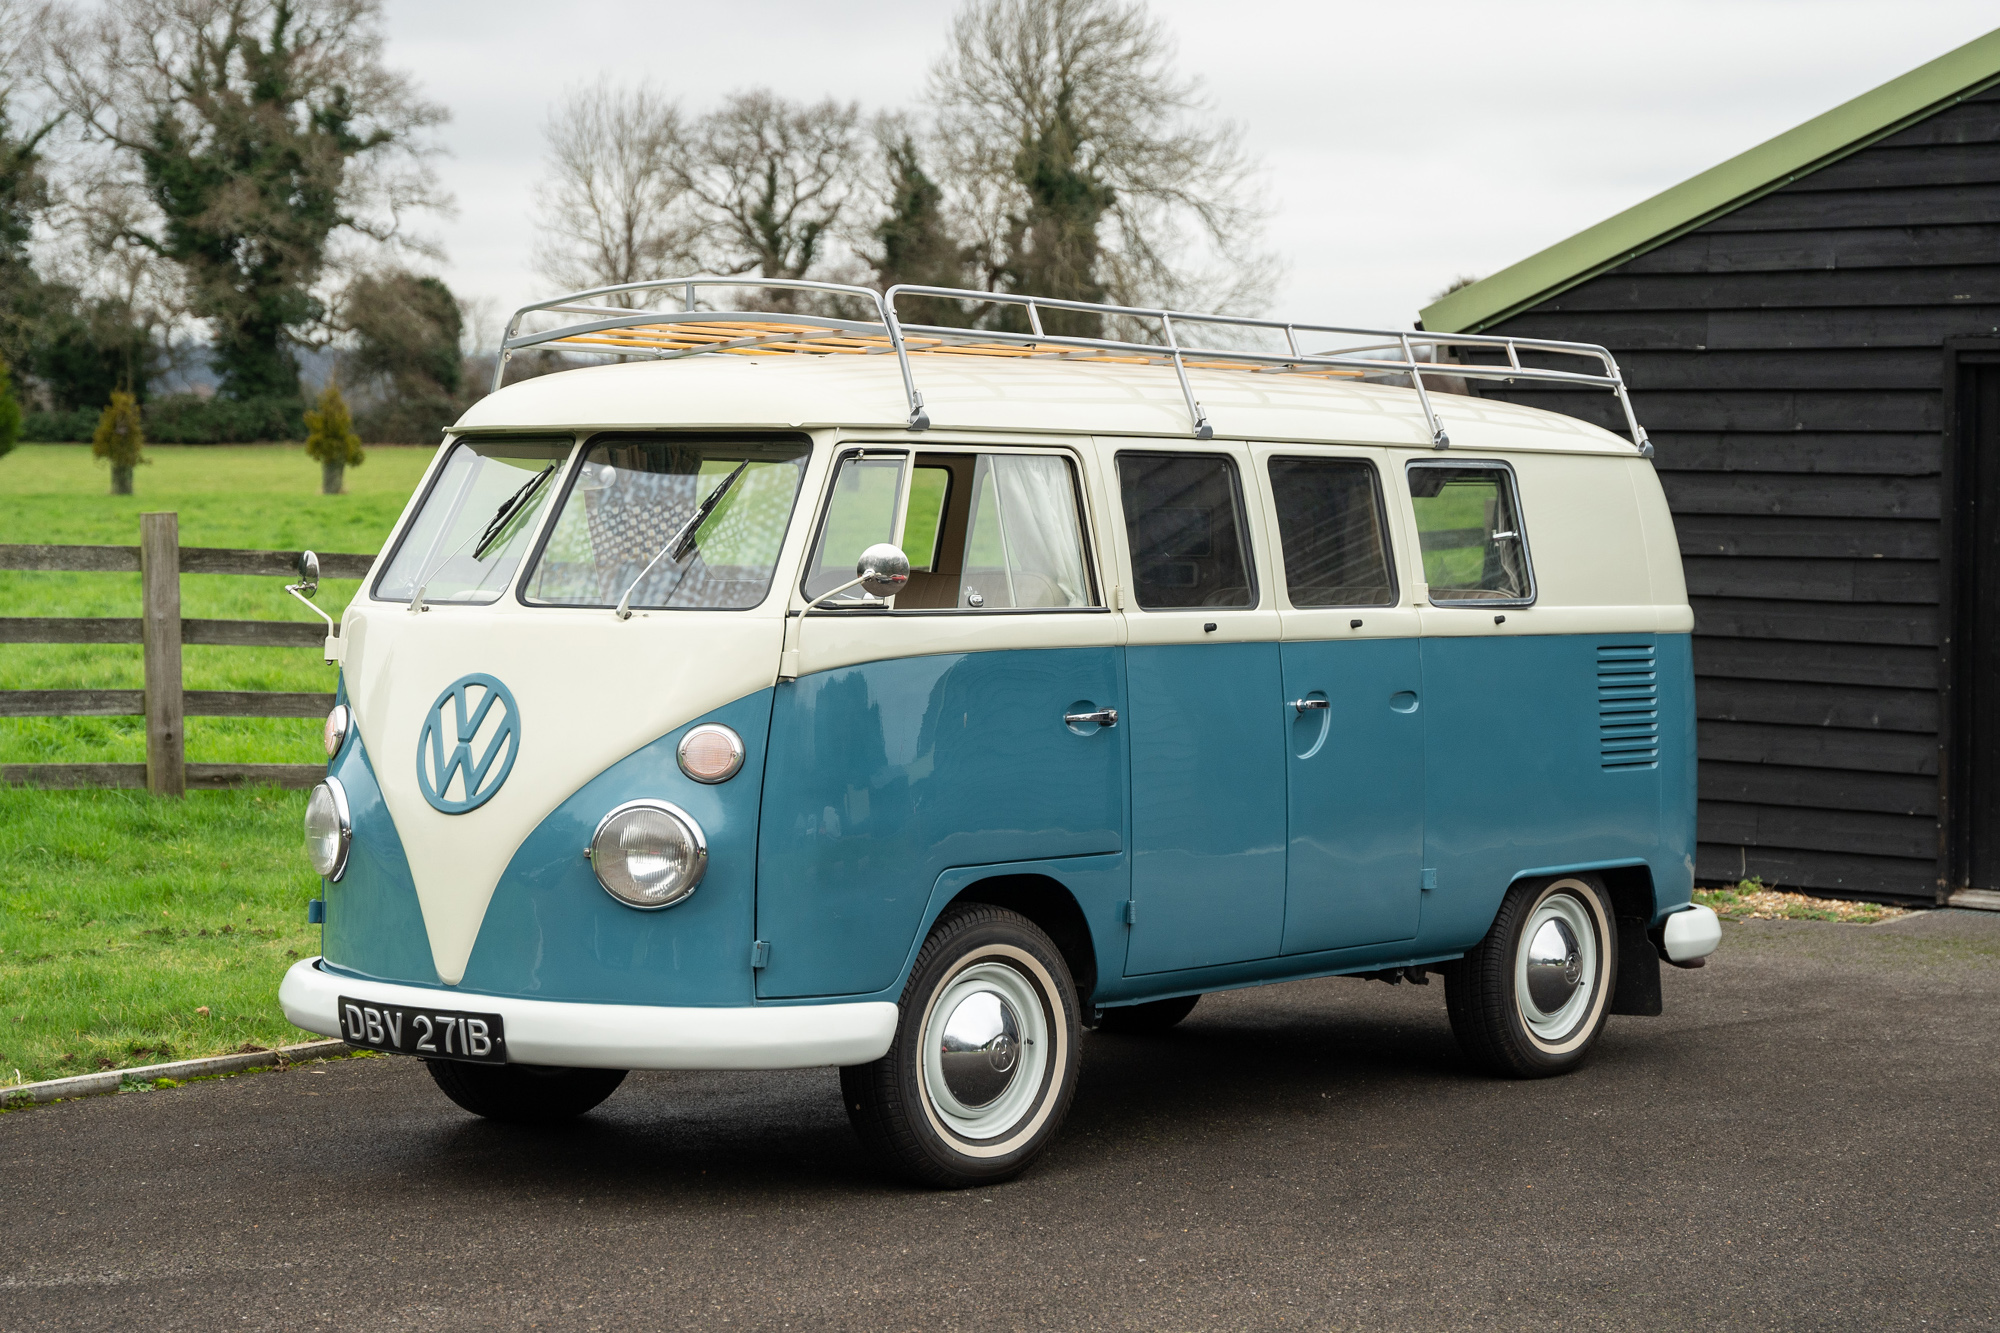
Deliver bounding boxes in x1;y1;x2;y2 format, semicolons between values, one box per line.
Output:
920;959;1050;1141
1524;917;1583;1015
938;990;1022;1108
1513;890;1599;1043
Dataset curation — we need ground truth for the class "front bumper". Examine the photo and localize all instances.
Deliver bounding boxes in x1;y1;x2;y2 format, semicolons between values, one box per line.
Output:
280;957;897;1071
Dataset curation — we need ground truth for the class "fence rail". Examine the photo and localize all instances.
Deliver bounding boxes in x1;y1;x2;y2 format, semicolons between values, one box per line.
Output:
0;516;372;795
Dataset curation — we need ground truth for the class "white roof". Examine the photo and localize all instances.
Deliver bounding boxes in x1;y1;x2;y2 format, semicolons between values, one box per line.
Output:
454;352;1638;455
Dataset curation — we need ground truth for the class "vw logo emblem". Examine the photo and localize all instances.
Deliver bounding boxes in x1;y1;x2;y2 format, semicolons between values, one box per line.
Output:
416;673;520;814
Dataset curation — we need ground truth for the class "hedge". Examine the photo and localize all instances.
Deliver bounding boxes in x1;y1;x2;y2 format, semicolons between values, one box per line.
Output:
23;394;308;444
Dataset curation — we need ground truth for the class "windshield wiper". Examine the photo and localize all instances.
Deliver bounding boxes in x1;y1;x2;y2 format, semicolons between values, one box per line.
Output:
410;463;556;613
473;464;556;559
615;460;752;621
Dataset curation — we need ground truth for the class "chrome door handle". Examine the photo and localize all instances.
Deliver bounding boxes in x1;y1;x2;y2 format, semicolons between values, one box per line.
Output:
1291;698;1330;714
1065;708;1118;728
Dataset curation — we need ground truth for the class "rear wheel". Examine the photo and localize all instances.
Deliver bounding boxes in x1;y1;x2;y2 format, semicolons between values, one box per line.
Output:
842;904;1081;1188
1093;993;1200;1034
1446;874;1614;1078
425;1060;626;1123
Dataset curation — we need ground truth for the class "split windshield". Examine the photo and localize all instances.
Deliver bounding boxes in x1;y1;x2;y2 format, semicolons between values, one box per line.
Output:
373;438;573;605
522;434;810;611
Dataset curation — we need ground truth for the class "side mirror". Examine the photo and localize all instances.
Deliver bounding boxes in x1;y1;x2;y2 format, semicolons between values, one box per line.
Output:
855;543;910;598
294;549;321;598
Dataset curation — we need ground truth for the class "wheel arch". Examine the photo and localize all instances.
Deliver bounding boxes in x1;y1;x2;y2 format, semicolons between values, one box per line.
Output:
1503;860;1655;919
946;873;1100;1008
1502;862;1661;1019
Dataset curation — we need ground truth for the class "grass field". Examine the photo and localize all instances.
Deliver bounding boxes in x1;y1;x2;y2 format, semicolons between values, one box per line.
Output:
1;443;435;1085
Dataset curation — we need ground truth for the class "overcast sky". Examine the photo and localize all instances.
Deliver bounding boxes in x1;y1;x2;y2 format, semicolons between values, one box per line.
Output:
381;0;1997;343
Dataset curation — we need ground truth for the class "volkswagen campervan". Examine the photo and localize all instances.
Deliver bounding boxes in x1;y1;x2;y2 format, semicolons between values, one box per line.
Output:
280;279;1721;1187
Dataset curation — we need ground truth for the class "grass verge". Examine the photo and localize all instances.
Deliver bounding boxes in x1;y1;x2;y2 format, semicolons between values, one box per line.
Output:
2;442;431;1083
0;786;327;1085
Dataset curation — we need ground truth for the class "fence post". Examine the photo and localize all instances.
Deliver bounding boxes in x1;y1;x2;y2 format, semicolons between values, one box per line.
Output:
140;512;186;797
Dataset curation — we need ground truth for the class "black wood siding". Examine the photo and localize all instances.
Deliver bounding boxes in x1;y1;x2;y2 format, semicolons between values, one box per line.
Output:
1459;87;2000;900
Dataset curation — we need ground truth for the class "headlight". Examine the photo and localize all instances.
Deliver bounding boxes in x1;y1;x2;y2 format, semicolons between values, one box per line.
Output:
305;779;352;881
323;704;351;758
589;800;706;910
677;724;744;783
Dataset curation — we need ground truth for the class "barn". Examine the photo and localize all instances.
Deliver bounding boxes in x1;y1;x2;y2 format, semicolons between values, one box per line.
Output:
1418;29;2000;908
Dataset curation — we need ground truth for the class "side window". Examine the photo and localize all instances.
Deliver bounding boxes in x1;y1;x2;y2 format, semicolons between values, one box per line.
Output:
1116;452;1256;610
957;454;1094;609
803;454;905;602
903;466;952;572
805;450;1098;610
1406;463;1533;604
1267;457;1397;607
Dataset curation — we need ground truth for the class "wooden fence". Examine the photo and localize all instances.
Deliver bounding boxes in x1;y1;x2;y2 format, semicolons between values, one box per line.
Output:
1;512;373;796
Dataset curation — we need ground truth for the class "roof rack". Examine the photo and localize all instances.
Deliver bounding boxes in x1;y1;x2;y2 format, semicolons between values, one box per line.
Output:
494;276;1653;456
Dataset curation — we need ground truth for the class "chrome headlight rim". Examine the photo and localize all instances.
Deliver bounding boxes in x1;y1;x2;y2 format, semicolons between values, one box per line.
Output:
306;777;353;882
676;723;745;784
324;703;352;759
588;798;707;911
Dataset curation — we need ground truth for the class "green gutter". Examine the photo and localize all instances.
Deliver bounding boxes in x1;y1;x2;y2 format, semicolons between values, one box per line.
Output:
1420;26;2000;334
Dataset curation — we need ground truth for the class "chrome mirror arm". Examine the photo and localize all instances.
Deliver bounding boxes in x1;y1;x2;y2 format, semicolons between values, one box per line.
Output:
285;549;334;632
781;544;911;682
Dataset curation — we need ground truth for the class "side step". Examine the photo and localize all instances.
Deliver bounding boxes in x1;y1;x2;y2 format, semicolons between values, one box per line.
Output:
1948;889;2000;912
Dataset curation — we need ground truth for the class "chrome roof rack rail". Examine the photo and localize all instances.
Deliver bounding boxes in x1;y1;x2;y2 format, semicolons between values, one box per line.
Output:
495;277;1653;456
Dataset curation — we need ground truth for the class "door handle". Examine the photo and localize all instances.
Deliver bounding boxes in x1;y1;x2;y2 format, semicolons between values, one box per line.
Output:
1291;698;1330;714
1065;707;1118;728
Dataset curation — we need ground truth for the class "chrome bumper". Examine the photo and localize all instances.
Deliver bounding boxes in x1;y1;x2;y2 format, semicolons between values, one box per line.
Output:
1661;903;1722;963
279;957;898;1071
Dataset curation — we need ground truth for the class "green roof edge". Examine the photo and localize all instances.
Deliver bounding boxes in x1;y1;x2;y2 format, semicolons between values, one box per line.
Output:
1420;27;2000;335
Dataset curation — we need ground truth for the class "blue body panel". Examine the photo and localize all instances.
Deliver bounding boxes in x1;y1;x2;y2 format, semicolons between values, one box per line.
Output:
1279;638;1426;952
754;648;1125;999
455;690;777;1004
319;630;1696;1014
1416;632;1696;949
321;731;438;986
1122;643;1287;974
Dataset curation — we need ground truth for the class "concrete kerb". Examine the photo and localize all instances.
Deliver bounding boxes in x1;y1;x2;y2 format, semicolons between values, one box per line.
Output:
1;1039;355;1107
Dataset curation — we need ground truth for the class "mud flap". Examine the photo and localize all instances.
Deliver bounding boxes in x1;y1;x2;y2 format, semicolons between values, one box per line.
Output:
1610;914;1662;1016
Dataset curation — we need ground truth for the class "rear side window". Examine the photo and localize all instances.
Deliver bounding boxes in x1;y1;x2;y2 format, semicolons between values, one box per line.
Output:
1406;462;1533;604
1267;457;1396;607
1117;453;1256;610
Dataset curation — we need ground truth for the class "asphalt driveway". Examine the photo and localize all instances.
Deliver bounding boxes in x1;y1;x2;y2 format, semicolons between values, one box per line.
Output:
4;910;1998;1331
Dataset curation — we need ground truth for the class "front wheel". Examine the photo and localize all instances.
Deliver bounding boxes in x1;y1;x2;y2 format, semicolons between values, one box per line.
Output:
1446;874;1615;1078
425;1059;626;1123
842;904;1082;1188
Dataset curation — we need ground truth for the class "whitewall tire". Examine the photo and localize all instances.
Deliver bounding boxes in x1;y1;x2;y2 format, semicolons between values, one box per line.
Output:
1446;874;1615;1078
841;904;1082;1187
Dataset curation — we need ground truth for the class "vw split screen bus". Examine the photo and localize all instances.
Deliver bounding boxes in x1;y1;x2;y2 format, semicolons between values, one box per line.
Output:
281;278;1721;1187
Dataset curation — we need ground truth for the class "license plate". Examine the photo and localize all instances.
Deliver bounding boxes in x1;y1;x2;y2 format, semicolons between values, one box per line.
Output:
337;995;506;1064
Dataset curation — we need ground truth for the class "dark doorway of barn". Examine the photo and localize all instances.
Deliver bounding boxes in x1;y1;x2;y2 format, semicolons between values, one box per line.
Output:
1946;348;2000;898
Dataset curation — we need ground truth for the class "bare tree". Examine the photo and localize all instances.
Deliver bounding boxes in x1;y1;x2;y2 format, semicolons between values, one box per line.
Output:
677;90;866;308
928;0;1276;328
42;0;449;400
532;84;702;307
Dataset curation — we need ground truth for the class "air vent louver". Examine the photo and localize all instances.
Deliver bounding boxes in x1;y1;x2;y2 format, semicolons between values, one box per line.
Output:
1597;644;1659;771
